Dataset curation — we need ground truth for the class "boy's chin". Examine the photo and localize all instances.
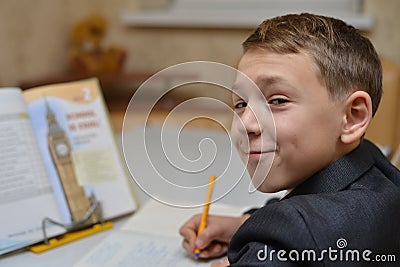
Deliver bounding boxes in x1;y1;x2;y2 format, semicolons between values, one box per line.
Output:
251;175;289;193
256;185;282;193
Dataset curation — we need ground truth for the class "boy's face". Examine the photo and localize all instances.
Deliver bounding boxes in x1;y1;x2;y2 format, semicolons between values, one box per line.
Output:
232;48;345;192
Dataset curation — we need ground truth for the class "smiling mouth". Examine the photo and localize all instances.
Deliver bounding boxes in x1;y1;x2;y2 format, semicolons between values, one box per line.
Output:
246;150;275;158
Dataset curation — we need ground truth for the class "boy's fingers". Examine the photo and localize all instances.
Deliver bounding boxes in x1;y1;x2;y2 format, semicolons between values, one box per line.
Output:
198;243;228;259
179;214;201;236
179;226;196;242
179;214;202;247
195;224;220;249
211;257;230;267
182;238;195;256
183;238;227;259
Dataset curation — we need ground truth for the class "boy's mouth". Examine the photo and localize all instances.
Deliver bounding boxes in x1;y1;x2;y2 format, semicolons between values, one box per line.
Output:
246;150;275;159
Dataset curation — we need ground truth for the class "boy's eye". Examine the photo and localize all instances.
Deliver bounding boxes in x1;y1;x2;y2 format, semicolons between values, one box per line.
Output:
234;101;247;109
269;98;289;105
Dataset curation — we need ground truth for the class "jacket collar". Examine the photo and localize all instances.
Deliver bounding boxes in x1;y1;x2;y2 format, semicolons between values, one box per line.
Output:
283;140;374;199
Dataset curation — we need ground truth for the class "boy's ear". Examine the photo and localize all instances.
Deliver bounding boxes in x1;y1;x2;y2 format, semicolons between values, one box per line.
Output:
340;91;372;144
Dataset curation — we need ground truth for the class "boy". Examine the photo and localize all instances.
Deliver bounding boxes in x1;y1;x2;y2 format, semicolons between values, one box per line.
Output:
179;13;400;266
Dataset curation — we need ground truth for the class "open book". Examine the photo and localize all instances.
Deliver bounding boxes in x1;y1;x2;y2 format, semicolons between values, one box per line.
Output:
0;78;137;255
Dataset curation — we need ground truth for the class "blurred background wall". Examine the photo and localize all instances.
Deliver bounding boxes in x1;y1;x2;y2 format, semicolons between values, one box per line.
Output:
1;0;399;87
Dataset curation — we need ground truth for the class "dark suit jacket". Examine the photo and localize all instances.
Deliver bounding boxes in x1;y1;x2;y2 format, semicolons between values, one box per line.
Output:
228;140;400;266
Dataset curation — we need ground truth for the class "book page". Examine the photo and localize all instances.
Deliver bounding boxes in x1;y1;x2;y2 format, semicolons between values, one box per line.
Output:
0;88;64;255
75;199;248;267
22;78;137;225
74;231;210;267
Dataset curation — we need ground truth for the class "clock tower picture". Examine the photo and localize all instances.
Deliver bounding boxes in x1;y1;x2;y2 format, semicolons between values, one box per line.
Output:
46;101;100;225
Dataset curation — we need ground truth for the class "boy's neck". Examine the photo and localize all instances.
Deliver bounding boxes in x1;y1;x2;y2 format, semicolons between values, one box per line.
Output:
341;139;362;158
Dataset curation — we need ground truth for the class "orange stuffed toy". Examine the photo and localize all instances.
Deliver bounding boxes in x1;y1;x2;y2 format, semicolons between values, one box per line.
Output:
68;14;126;74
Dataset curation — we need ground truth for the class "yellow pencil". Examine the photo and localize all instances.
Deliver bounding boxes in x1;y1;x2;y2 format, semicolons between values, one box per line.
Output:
194;175;216;260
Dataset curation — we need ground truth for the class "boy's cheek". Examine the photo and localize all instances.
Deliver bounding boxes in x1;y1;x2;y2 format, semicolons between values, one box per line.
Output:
230;132;249;168
230;117;247;149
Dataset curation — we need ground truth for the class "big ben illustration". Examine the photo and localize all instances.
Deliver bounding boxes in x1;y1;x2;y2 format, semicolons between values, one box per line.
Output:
46;101;100;225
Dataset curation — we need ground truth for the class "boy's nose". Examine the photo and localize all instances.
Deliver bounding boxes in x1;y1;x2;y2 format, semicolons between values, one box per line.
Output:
241;106;262;135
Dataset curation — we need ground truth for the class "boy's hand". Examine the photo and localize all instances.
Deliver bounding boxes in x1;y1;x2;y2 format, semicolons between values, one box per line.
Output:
179;214;250;259
211;257;230;267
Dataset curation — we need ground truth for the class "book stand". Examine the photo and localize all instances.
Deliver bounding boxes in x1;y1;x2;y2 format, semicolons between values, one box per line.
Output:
29;200;113;253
